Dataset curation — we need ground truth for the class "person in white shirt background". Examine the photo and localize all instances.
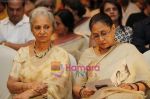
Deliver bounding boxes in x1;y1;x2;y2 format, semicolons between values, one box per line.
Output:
0;0;34;50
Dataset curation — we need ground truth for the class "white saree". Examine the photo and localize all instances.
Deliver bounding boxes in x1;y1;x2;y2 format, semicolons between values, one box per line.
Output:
74;43;150;99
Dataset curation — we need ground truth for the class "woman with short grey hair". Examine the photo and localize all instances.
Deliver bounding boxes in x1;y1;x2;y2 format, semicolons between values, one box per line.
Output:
7;7;73;99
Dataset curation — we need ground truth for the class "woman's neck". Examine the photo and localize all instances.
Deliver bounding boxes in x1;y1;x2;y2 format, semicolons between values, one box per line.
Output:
57;33;67;38
94;42;117;55
34;41;51;51
99;47;111;55
74;16;81;25
54;33;78;45
144;8;150;16
114;21;119;27
93;46;110;55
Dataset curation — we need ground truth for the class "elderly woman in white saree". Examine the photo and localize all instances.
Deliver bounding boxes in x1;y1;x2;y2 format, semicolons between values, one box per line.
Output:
7;7;72;99
73;13;150;99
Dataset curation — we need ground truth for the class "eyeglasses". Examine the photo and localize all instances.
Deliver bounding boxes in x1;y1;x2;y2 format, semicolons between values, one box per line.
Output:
92;28;112;40
33;25;52;33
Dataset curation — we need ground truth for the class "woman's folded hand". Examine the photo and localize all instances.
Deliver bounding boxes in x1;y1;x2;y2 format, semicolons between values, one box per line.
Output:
21;82;48;96
12;89;36;99
32;82;48;95
80;87;96;98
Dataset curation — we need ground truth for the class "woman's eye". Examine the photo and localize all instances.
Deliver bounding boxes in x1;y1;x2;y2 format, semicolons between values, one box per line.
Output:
56;22;60;25
105;8;111;12
101;32;107;36
34;26;41;30
93;34;99;38
44;25;50;29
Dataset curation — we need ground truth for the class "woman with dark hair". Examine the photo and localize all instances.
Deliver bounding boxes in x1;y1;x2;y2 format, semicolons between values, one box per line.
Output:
54;9;88;61
73;13;150;99
62;0;86;22
62;0;91;36
100;0;133;43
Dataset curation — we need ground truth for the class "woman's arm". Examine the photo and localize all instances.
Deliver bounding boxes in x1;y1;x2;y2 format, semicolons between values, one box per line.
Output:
7;75;48;96
119;81;149;92
7;64;47;97
13;84;48;99
12;89;36;99
7;76;32;94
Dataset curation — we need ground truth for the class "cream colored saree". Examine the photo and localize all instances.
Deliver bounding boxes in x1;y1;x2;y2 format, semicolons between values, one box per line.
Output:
10;46;73;99
74;43;150;99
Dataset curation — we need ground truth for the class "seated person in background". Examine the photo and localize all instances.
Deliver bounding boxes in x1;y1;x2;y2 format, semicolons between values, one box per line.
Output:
54;9;89;61
24;0;36;16
35;0;56;13
0;0;34;50
90;0;133;47
119;0;141;25
126;0;150;28
0;0;7;20
132;16;150;53
7;7;72;99
62;0;91;36
80;0;101;17
73;13;150;99
100;0;133;43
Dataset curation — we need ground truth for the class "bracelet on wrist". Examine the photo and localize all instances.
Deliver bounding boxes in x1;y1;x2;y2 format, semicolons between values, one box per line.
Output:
128;84;134;90
133;83;139;91
136;81;150;93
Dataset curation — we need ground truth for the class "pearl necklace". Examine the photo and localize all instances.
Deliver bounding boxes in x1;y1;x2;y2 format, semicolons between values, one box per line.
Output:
33;43;51;58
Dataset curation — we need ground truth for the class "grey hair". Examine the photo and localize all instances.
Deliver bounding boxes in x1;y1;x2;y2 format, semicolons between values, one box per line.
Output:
29;7;56;29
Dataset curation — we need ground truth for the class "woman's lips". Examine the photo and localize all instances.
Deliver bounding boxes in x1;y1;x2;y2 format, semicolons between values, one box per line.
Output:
110;15;116;18
38;36;47;39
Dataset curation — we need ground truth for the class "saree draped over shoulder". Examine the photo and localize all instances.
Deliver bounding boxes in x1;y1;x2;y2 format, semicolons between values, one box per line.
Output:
74;43;150;99
58;36;89;61
10;46;73;99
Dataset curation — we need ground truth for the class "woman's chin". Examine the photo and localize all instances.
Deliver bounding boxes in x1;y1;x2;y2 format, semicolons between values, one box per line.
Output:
38;40;50;43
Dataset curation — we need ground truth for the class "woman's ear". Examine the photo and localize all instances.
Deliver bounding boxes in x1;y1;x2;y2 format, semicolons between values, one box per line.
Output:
111;24;116;36
31;25;35;36
112;24;116;30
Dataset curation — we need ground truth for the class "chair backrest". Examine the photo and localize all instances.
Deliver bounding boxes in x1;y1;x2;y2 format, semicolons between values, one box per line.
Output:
0;45;17;99
143;50;150;68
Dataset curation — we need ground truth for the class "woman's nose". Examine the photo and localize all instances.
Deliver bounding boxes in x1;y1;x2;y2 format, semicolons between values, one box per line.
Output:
40;28;46;35
110;9;114;13
99;36;105;41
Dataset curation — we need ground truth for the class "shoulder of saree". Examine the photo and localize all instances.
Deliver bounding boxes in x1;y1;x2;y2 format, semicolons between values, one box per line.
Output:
14;46;29;62
78;47;94;66
92;43;122;66
51;46;70;63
